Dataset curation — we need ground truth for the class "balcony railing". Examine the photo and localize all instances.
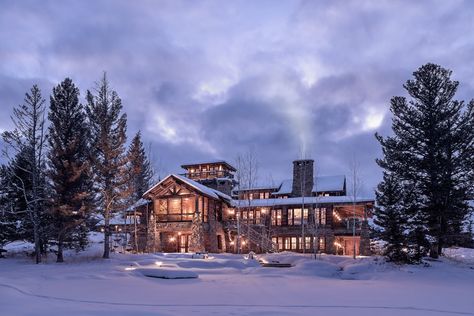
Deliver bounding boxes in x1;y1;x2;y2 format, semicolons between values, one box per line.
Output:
156;214;193;222
184;170;234;179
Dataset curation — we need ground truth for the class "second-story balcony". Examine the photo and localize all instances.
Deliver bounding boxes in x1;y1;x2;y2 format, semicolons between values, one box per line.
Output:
184;170;234;180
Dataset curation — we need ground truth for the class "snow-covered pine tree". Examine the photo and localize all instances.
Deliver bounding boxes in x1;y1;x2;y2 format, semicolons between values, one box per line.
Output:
2;85;49;263
0;165;18;251
376;63;474;259
373;172;412;263
48;78;93;262
124;131;154;251
86;73;128;259
126;131;153;201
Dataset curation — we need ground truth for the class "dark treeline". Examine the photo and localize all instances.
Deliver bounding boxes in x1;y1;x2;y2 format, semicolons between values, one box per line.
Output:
0;73;154;263
374;63;474;263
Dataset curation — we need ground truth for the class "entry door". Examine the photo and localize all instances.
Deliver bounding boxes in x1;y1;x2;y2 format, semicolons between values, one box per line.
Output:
179;235;189;253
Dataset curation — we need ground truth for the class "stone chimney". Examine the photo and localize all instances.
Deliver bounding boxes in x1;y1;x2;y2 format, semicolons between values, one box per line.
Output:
292;159;314;197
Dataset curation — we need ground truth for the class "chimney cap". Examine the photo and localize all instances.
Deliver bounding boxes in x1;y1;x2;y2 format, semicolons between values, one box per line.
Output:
293;159;314;163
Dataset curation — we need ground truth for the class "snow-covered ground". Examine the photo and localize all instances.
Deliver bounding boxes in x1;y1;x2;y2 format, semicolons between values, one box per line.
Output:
1;236;474;316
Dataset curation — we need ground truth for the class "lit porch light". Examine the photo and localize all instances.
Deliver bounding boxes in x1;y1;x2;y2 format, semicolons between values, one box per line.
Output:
169;237;176;242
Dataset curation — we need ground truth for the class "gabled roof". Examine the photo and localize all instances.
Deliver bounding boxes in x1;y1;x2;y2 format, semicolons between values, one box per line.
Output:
143;174;232;203
273;175;346;195
180;160;237;172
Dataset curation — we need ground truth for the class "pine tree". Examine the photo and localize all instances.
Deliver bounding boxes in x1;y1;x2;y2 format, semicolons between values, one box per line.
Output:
86;73;128;259
126;131;153;201
124;131;154;252
373;173;411;263
48;78;93;262
2;85;49;263
0;165;18;250
376;63;474;259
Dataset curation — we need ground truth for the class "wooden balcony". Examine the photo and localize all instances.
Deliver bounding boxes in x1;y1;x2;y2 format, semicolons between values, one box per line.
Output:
184;170;234;180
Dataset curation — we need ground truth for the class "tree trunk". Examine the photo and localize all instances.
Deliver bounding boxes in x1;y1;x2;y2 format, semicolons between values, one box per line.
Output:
103;203;110;259
34;225;41;264
56;238;64;263
429;242;439;259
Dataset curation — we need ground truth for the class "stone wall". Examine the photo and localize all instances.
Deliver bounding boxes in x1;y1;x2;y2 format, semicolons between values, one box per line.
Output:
292;159;314;197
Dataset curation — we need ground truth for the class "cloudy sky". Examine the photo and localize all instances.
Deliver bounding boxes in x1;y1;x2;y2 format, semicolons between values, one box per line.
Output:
1;0;474;194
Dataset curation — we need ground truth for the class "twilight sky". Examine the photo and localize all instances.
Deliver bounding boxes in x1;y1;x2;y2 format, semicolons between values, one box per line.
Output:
1;0;474;195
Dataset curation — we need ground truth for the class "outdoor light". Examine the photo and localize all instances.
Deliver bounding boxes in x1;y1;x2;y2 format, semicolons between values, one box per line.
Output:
169;237;176;242
178;232;182;236
230;241;235;246
155;261;163;266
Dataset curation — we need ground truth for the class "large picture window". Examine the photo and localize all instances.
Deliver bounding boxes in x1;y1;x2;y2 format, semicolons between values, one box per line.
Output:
288;208;309;226
156;196;195;221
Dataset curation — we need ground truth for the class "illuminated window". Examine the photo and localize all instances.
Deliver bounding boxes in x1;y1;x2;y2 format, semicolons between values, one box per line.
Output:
285;238;291;250
168;199;180;214
288;208;308;226
291;237;297;250
278;237;284;250
271;209;282;226
293;208;302;225
319;237;326;251
315;208;327;225
255;210;261;224
248;210;254;223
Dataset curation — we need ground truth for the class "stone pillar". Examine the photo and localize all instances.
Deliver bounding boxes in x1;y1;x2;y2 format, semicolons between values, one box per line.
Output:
189;211;205;252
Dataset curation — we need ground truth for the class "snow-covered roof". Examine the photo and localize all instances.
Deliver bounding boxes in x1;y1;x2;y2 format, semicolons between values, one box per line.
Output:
144;174;232;203
127;198;151;211
274;175;346;195
233;185;279;192
95;213;126;226
234;196;374;208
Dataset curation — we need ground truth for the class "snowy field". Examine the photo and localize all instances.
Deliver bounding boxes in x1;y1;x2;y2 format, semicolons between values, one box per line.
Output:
1;238;474;316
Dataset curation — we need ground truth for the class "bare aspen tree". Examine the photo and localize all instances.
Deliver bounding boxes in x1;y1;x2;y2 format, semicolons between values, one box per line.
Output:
234;149;259;254
349;155;362;259
2;85;48;264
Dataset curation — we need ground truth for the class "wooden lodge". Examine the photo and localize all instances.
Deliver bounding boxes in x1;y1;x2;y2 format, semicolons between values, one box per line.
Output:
131;159;374;256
